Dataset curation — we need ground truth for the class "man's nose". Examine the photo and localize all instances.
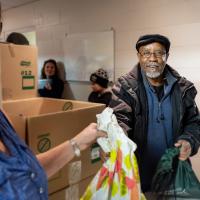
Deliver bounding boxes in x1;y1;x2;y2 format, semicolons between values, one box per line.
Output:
149;52;157;60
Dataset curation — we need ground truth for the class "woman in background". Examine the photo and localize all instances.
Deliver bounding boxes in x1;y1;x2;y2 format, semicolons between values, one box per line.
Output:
38;59;64;98
88;68;112;106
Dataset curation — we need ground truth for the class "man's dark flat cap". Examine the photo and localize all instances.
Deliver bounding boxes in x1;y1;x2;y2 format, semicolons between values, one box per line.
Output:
136;34;170;53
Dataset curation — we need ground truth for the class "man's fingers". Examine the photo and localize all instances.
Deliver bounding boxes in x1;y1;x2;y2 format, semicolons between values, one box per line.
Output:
174;140;191;160
174;143;181;147
179;144;191;160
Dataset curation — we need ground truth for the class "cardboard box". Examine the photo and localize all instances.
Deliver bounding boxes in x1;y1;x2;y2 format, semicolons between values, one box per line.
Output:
0;43;104;195
2;97;104;194
49;175;95;200
0;43;38;101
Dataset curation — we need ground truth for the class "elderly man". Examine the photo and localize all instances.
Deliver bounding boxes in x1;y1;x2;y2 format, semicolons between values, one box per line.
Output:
109;34;200;196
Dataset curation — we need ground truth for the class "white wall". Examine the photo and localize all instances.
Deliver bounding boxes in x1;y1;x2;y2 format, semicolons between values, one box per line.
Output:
2;0;200;180
3;0;200;100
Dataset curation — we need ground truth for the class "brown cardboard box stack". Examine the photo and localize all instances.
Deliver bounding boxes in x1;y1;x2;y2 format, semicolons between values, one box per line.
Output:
0;43;38;101
0;43;105;196
3;98;104;194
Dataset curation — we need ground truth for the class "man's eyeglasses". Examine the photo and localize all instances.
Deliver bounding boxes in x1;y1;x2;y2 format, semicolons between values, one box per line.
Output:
139;50;166;59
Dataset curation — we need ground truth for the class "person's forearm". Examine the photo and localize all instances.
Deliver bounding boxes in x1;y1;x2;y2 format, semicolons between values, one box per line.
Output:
37;140;75;178
36;123;105;178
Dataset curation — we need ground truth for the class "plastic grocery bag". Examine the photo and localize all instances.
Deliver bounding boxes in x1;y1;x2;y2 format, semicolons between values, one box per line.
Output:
81;107;146;200
151;147;200;200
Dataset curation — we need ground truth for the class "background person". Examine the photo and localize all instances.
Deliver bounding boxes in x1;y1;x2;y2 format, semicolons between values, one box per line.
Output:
38;59;64;98
6;32;29;45
109;34;200;197
88;68;112;106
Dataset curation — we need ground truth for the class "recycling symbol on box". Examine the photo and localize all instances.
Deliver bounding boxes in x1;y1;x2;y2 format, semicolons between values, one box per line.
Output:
37;137;51;153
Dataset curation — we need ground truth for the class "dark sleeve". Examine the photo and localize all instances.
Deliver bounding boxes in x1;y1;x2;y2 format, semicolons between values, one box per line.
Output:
38;79;64;98
109;80;134;135
178;87;200;156
102;92;112;107
88;92;95;102
88;92;112;107
38;88;50;97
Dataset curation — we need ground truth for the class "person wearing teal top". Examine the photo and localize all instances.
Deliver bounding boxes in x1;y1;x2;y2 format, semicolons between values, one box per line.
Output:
38;59;64;99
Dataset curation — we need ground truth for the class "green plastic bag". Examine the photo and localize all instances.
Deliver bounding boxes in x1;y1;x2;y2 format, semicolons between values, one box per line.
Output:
151;147;200;200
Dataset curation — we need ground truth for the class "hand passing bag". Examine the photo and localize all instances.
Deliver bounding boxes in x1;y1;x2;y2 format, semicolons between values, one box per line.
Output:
151;147;200;200
81;108;146;200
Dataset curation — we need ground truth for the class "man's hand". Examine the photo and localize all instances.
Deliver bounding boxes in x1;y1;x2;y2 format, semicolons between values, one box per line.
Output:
174;139;191;160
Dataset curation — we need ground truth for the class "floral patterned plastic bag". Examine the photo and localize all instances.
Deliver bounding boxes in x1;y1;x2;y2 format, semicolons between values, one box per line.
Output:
81;108;146;200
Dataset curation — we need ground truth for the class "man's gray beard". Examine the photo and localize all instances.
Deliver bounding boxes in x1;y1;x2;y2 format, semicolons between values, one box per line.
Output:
146;71;161;79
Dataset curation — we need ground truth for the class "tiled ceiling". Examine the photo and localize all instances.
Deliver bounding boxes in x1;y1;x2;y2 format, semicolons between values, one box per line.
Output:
1;0;40;11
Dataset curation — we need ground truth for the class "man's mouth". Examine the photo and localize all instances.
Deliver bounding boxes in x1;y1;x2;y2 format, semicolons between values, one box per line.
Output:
146;63;160;71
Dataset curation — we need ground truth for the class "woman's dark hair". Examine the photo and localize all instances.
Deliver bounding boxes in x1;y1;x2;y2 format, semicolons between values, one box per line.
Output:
6;32;29;45
41;59;59;78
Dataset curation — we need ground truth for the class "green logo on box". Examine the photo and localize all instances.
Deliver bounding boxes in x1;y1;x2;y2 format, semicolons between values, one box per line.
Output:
22;75;35;90
62;102;73;111
37;137;51;153
20;60;31;67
